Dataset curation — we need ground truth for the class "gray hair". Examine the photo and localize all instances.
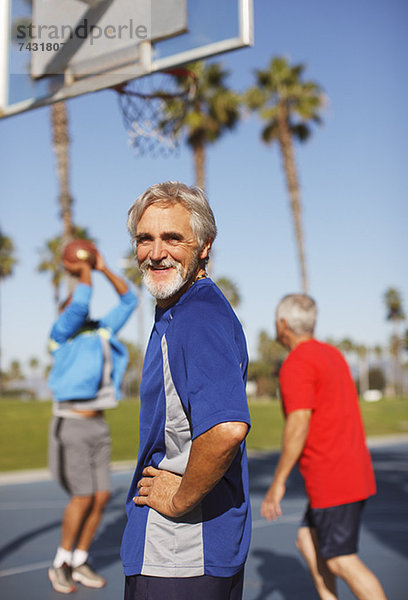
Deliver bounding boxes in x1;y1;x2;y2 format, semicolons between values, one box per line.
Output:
127;181;217;250
276;294;317;335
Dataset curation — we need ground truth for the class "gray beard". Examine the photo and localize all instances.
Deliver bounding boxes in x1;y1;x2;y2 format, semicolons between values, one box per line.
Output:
139;252;200;301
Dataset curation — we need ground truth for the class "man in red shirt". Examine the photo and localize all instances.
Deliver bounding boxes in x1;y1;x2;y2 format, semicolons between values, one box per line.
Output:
262;294;387;600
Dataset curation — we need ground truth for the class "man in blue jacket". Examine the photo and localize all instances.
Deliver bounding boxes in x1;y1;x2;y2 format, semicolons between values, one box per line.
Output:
47;248;137;594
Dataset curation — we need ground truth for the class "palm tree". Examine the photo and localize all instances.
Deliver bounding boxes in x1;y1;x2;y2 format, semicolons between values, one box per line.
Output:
355;344;369;396
384;288;405;324
38;237;65;310
337;337;355;364
215;277;241;308
0;231;17;279
0;231;18;394
9;359;23;382
384;287;405;395
337;338;369;395
373;345;383;363
38;227;95;312
251;329;287;398
28;356;40;377
161;61;241;190
246;56;325;293
372;344;387;390
336;337;358;383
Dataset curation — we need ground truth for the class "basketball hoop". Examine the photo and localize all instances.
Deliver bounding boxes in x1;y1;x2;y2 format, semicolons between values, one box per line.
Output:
113;68;197;158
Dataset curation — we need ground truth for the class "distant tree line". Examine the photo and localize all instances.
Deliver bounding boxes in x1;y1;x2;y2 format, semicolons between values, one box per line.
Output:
2;284;405;400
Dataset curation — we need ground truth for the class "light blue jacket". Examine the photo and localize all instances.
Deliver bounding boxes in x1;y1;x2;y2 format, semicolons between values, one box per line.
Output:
48;283;138;402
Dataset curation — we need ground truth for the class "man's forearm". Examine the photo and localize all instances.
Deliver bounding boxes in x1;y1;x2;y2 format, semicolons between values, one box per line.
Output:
135;421;249;517
274;409;311;485
172;421;249;514
100;265;129;295
261;409;311;521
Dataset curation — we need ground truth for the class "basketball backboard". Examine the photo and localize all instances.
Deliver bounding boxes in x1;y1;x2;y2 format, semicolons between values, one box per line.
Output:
0;0;253;119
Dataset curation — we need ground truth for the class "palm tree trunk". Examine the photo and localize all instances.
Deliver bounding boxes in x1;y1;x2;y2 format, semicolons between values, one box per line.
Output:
277;108;308;293
358;353;369;396
51;101;74;245
190;138;217;274
391;323;402;395
51;100;76;295
193;141;206;191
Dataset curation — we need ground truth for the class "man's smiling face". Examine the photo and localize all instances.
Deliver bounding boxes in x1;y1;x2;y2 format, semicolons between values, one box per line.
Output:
136;202;208;307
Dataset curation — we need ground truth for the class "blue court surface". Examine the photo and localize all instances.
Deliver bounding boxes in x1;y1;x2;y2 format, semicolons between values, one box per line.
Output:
1;439;407;600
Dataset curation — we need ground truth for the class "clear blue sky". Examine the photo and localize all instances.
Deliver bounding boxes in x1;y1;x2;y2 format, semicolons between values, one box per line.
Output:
1;0;407;374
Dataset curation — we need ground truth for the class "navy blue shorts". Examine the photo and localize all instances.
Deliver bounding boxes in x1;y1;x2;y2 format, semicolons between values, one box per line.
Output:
301;500;366;559
124;569;244;600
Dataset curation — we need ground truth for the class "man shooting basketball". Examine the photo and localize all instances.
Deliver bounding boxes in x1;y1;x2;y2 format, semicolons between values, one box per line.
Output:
47;247;137;594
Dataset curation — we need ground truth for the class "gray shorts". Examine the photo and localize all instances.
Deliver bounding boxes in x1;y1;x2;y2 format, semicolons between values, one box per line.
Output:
49;415;111;496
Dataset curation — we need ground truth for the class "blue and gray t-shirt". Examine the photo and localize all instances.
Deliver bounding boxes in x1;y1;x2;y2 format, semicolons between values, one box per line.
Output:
121;278;251;578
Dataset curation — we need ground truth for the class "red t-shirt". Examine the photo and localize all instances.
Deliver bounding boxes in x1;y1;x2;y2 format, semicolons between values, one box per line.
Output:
279;339;376;508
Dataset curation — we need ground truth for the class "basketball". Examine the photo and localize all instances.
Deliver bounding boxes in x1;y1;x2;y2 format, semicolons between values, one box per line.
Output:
62;239;97;267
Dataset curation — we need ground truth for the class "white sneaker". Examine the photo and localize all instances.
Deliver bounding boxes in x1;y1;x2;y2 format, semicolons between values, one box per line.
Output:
72;563;106;588
48;563;77;594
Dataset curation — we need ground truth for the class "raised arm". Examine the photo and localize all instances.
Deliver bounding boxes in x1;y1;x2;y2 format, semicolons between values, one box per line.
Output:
50;260;92;343
94;251;129;296
134;421;249;517
261;409;312;521
92;251;137;333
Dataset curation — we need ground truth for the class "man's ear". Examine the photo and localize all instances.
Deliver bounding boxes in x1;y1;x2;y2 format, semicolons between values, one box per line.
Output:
281;318;294;338
200;240;213;260
276;317;289;336
280;318;289;330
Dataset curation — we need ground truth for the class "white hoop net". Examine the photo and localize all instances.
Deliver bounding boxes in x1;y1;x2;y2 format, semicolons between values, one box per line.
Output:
114;69;196;158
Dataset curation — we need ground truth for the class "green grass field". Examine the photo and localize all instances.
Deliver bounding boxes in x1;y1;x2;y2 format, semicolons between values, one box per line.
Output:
0;397;407;472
